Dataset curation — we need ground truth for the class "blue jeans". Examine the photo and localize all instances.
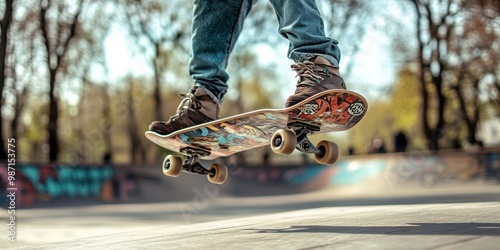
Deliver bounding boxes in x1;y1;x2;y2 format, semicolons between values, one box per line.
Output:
190;0;341;103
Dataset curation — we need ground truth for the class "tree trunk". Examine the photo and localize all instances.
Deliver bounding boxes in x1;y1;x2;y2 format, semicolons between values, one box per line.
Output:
127;80;141;164
411;0;435;150
48;69;59;162
39;0;83;162
102;84;113;162
10;86;28;157
0;0;14;159
153;43;162;121
433;73;446;150
409;0;454;151
452;69;480;145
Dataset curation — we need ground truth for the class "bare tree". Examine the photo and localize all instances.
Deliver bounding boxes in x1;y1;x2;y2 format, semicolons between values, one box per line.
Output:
8;41;30;149
321;0;374;77
407;0;462;150
0;0;14;159
67;2;114;163
38;0;84;161
125;77;142;164
405;0;500;148
451;0;499;143
472;0;500;115
4;2;45;162
101;82;112;162
121;0;191;121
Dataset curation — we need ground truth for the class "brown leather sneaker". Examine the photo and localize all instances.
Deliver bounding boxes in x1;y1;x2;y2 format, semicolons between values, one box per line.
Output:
285;56;346;108
148;87;220;135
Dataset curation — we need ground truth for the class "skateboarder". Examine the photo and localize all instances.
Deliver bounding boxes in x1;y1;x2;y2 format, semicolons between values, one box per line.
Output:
149;0;347;135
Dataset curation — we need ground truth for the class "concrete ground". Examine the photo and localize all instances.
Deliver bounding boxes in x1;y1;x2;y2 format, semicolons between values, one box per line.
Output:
2;182;500;249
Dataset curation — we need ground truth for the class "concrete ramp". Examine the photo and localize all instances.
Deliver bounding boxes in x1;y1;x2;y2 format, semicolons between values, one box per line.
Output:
20;202;500;250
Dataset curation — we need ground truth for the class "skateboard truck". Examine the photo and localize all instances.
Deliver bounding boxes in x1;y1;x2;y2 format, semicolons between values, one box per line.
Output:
295;128;322;154
162;147;228;184
289;122;322;154
180;148;211;175
270;121;339;165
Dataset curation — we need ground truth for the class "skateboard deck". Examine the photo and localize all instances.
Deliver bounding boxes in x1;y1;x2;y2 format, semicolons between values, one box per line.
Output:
146;89;367;160
146;89;367;184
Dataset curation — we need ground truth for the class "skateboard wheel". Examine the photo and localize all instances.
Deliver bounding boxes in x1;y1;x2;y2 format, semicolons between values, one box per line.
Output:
207;163;228;184
314;140;339;165
270;129;296;155
163;155;183;177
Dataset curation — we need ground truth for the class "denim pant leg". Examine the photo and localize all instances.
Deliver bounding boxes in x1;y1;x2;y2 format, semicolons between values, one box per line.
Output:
190;0;257;103
268;0;341;67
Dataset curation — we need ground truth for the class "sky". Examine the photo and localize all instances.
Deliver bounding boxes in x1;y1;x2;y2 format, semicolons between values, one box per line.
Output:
103;24;153;81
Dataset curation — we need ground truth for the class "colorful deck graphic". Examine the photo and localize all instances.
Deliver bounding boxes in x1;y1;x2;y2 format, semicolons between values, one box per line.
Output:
146;90;367;160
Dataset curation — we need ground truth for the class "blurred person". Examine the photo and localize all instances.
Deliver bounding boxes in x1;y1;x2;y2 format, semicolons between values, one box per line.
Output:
394;130;408;152
348;145;355;155
102;151;112;165
149;0;347;135
371;138;386;154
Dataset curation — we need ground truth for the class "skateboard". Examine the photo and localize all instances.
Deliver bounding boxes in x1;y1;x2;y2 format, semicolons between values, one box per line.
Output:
145;89;367;184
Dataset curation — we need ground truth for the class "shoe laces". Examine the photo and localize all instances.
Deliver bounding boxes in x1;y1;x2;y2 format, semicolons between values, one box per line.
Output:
168;91;202;122
291;60;331;87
